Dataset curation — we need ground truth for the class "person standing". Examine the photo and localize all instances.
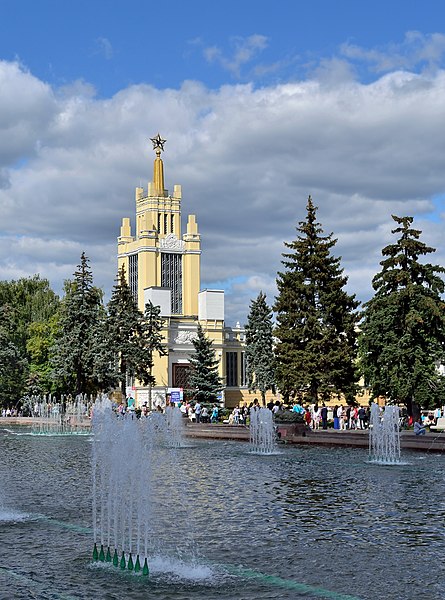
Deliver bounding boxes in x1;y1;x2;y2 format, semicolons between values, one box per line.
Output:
321;404;328;430
358;406;366;429
312;404;321;430
211;405;219;423
338;405;346;430
194;401;202;423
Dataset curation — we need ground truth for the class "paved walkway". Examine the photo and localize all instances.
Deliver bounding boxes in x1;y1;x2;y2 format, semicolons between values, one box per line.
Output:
2;417;444;452
183;422;445;453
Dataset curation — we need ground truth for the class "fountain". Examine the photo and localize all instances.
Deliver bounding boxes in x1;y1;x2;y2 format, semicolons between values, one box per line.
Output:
249;406;277;454
91;397;151;575
368;402;401;464
28;394;91;436
165;404;186;448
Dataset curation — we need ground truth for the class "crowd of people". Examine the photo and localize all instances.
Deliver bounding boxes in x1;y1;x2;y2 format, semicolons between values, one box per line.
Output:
3;396;444;436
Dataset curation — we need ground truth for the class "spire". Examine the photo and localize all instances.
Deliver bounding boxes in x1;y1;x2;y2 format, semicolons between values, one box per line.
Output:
150;133;166;196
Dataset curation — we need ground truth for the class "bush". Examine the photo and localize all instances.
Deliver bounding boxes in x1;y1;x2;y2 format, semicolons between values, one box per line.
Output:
273;410;304;424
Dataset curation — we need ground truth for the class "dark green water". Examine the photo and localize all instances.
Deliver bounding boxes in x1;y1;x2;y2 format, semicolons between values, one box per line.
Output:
0;427;444;599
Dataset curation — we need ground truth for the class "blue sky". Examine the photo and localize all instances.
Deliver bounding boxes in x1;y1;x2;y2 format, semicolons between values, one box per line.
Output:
2;0;442;93
1;0;445;324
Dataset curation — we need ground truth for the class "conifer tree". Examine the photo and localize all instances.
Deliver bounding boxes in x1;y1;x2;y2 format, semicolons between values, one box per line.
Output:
52;252;115;395
245;291;275;404
187;324;222;404
141;300;167;409
274;196;359;404
107;266;147;399
359;215;445;416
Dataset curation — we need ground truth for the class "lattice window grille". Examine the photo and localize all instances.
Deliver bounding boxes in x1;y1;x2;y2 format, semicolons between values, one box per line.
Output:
161;252;182;314
128;253;138;302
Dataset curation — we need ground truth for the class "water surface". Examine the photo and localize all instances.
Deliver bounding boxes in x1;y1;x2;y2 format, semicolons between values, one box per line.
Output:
0;427;444;599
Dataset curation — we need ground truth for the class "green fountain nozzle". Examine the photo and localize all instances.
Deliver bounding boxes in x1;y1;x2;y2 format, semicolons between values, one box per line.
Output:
120;551;126;569
127;553;134;571
112;549;118;567
134;555;141;573
105;546;112;562
142;557;149;577
99;544;105;562
92;543;99;561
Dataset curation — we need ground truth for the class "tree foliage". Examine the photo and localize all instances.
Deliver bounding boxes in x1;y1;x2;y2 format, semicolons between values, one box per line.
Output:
107;266;148;398
274;196;360;404
359;215;445;415
245;291;275;403
0;305;28;407
187;324;222;403
141;300;167;388
51;253;116;395
0;276;60;404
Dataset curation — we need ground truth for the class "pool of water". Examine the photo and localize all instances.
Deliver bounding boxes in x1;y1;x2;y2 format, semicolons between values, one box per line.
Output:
0;426;444;600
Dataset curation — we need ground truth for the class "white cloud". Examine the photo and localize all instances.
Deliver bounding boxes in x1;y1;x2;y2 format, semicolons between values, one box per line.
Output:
1;60;445;325
204;34;268;78
95;37;114;60
340;31;445;73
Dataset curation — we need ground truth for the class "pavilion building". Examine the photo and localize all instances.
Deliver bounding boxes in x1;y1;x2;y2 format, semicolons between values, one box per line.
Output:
117;135;248;408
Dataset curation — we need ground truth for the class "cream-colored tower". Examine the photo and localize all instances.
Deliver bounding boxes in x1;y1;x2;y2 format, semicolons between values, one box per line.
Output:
116;135;252;409
118;134;201;315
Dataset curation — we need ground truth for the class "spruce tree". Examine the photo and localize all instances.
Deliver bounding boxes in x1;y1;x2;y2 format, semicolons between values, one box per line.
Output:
245;291;275;404
52;252;114;395
140;300;167;409
359;215;445;416
274;196;360;404
107;266;147;399
187;324;222;404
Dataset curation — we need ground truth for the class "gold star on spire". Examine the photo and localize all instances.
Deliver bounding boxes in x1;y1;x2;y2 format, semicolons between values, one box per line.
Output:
150;133;167;152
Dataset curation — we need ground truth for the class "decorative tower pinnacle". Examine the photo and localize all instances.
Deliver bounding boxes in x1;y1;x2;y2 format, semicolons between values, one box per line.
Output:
150;133;166;196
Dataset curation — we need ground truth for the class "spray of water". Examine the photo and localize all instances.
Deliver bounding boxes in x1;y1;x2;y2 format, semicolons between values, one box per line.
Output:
249;407;277;455
368;403;401;464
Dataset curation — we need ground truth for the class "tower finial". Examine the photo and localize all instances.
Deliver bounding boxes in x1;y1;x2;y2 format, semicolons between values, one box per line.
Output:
150;132;167;154
150;133;166;196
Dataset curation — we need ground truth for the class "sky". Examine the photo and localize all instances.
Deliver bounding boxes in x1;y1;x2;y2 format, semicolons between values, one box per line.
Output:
1;0;445;325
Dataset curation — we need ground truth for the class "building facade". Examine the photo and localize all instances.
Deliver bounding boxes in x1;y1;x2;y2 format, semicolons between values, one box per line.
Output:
117;135;249;408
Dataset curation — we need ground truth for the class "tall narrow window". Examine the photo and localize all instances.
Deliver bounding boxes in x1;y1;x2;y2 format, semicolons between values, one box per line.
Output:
161;252;182;314
240;352;247;386
157;213;161;233
226;352;238;387
171;214;174;234
129;253;138;301
164;213;168;234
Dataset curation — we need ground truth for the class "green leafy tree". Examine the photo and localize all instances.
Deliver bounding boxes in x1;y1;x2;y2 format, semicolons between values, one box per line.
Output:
274;196;360;404
187;324;222;404
0;305;27;408
52;253;116;395
0;276;60;401
0;275;59;354
245;291;275;404
107;266;147;399
26;314;60;395
141;300;167;409
359;215;445;416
